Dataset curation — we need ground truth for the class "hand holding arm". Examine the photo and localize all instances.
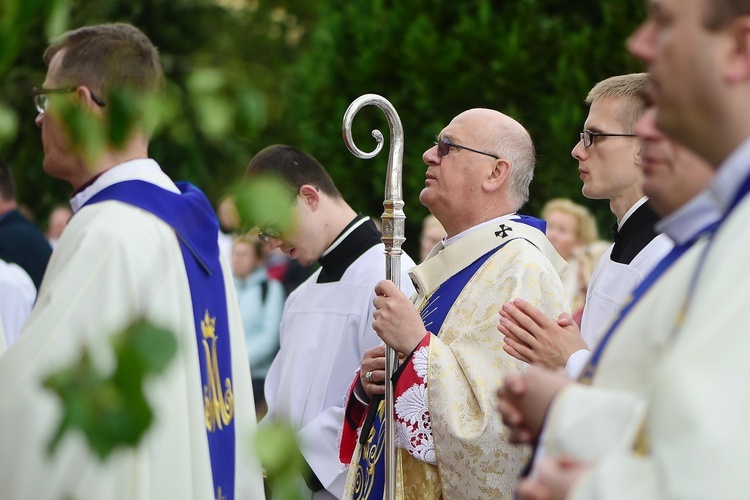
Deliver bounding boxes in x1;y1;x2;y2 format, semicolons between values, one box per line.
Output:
498;298;587;369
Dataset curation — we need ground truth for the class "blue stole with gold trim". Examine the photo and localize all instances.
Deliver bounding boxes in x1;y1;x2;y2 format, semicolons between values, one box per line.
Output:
356;215;546;499
83;180;236;500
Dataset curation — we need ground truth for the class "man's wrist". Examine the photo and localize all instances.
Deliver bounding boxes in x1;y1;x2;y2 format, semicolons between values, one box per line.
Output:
353;379;370;405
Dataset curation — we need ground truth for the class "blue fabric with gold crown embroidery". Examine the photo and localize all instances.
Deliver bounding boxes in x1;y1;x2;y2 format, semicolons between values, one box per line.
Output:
83;180;236;500
355;215;546;499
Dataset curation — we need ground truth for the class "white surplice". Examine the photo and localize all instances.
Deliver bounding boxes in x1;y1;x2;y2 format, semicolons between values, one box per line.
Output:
264;232;416;499
0;159;264;499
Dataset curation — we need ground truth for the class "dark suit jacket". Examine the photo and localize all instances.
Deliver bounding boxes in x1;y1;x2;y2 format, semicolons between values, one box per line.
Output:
0;209;52;290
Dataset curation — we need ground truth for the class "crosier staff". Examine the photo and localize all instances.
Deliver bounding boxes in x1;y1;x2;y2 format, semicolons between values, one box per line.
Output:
342;94;404;500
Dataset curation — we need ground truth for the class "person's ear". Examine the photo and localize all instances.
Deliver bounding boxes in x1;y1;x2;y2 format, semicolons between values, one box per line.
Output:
75;85;104;115
482;158;511;193
724;16;750;84
298;184;321;210
634;143;644;167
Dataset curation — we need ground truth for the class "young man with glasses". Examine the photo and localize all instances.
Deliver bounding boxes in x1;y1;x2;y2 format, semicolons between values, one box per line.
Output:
245;144;416;499
498;101;720;500
501;0;750;492
500;73;673;379
338;108;568;499
0;23;264;499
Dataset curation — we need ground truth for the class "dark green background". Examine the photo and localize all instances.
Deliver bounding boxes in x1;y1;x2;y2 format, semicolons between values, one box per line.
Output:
1;0;646;257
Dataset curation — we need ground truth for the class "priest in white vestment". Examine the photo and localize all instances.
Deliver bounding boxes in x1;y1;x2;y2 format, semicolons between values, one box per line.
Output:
0;23;264;499
499;6;750;488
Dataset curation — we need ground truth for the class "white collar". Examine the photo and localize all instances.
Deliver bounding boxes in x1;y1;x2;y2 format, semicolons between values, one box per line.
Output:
655;189;721;245
70;158;178;213
443;213;516;248
321;216;370;257
617;196;649;231
709;137;750;214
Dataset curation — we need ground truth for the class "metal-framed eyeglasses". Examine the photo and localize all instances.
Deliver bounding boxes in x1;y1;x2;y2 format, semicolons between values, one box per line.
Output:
33;87;106;114
434;137;499;160
579;130;636;148
257;190;300;243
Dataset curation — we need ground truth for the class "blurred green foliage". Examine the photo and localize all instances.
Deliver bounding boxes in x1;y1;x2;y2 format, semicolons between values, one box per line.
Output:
43;320;177;460
282;0;647;248
255;420;310;500
1;0;645;251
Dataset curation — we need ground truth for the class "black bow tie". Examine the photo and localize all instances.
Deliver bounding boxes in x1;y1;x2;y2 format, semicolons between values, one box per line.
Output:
610;223;620;244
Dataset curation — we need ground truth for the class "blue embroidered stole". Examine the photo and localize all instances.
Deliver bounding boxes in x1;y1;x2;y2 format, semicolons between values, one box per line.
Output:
354;216;546;499
83;180;236;500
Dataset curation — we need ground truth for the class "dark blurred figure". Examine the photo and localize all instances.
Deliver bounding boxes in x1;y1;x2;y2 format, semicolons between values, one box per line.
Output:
0;159;52;290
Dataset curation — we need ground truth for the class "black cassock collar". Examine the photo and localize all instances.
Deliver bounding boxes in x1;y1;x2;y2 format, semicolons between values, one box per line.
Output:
317;214;382;283
610;202;661;265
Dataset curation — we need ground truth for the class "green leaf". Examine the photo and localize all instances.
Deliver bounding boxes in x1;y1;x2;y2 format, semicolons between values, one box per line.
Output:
232;175;296;231
254;421;308;500
45;0;70;40
186;67;226;94
43;320;177;461
0;101;18;146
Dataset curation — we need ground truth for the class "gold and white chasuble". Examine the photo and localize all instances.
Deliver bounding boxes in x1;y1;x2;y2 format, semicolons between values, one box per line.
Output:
342;219;569;499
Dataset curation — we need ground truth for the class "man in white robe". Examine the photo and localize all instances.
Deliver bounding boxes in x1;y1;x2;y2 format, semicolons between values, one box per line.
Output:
0;23;264;499
339;109;569;499
497;105;719;497
499;0;750;494
500;74;672;379
246;145;416;499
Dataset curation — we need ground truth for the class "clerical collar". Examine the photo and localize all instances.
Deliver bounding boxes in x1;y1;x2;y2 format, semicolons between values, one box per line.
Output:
317;215;382;283
443;213;516;248
709;136;750;214
616;196;648;231
70;158;179;213
656;189;721;246
609;201;661;264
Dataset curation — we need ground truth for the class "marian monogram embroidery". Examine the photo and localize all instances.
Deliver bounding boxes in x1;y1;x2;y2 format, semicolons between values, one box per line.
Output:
202;310;234;431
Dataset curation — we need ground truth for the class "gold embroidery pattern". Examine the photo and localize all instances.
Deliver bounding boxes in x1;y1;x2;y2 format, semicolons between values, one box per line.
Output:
352;400;385;500
202;310;235;431
426;246;567;498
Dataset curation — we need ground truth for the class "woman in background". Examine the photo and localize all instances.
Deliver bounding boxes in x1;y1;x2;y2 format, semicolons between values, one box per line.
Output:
231;233;286;418
542;199;607;324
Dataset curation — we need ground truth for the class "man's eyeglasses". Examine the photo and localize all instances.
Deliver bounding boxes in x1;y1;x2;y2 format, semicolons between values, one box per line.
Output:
434;137;499;160
579;130;636;148
257;190;300;243
33;87;106;114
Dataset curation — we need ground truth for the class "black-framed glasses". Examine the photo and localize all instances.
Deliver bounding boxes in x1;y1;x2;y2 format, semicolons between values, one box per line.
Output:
579;130;636;148
32;87;106;114
434;137;499;160
257;190;300;243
